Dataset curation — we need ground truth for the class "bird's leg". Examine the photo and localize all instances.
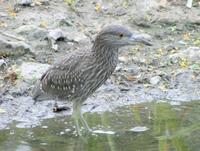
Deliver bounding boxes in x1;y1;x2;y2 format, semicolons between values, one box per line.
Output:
72;101;91;135
80;113;91;132
72;102;82;136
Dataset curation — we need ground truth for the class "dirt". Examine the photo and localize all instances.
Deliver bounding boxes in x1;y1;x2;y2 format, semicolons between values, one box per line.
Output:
0;0;200;130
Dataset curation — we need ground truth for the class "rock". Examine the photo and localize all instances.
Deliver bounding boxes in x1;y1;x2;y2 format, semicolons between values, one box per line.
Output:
151;58;160;67
0;37;31;57
58;18;74;27
15;25;48;40
0;59;7;70
169;47;200;63
9;82;30;97
48;28;65;41
17;62;50;83
18;0;32;6
40;0;49;5
178;40;187;45
47;28;67;51
182;47;200;62
0;12;8;17
65;29;88;42
118;55;129;63
149;76;161;85
115;63;123;71
132;18;151;28
18;0;49;6
124;65;140;75
47;28;88;47
107;8;126;16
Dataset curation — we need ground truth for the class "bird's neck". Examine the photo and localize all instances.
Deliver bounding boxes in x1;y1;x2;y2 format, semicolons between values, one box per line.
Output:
92;42;119;67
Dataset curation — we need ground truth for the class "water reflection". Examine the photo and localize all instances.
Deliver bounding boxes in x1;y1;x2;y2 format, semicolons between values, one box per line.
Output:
0;101;199;151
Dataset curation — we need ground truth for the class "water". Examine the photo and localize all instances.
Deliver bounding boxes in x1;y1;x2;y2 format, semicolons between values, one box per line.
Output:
0;101;200;151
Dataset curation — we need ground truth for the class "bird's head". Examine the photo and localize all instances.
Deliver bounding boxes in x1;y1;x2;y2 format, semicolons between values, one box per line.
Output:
95;25;152;48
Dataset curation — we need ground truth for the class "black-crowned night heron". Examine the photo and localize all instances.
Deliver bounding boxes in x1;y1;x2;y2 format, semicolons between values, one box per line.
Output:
32;25;152;135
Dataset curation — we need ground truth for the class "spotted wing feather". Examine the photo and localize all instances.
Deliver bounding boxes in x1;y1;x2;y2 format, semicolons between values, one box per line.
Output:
33;52;86;101
41;66;84;99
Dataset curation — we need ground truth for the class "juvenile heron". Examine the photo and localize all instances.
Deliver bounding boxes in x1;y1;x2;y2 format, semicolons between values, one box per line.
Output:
32;25;152;135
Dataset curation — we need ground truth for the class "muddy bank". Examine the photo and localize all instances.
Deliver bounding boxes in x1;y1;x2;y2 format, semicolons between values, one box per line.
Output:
0;0;200;130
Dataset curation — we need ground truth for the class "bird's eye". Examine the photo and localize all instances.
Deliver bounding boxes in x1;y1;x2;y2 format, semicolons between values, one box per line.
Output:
119;33;123;38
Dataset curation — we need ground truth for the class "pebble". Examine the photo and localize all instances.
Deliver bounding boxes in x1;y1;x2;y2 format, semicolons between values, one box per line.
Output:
119;56;129;63
0;59;7;70
183;47;200;62
178;40;187;45
124;65;140;75
65;129;71;132
0;37;31;57
60;131;65;135
149;76;161;85
109;8;126;16
42;125;48;129
0;12;8;17
47;28;66;50
40;0;49;5
18;0;32;6
169;47;200;63
48;28;65;41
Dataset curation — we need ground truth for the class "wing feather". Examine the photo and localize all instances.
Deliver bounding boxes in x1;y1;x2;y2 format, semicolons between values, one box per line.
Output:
40;53;85;99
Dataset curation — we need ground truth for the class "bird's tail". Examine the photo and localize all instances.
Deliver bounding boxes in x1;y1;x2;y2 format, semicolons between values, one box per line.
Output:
32;80;51;102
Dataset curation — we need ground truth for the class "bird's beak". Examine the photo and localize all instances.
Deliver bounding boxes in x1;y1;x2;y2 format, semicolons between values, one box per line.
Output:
129;34;152;46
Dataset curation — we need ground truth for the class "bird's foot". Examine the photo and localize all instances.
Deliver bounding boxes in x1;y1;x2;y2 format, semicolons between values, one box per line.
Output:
53;103;70;112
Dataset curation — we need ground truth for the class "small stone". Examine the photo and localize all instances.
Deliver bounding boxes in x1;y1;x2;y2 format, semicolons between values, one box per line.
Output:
178;40;187;45
169;47;200;63
15;25;48;40
149;76;161;85
110;8;126;16
0;37;31;57
65;129;71;132
0;108;6;113
0;59;7;70
42;125;48;128
124;65;140;75
47;29;66;50
65;29;88;42
115;64;123;71
183;47;200;62
40;0;49;5
119;56;129;63
0;12;8;17
9;130;15;135
58;18;74;26
18;0;32;6
48;28;65;41
52;44;58;51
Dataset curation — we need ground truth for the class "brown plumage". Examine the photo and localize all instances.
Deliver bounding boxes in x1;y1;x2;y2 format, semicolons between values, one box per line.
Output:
32;25;152;135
